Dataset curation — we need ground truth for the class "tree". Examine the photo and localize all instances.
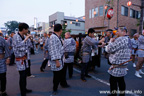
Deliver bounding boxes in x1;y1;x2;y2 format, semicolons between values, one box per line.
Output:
61;24;71;38
137;19;144;29
106;0;114;7
4;21;19;34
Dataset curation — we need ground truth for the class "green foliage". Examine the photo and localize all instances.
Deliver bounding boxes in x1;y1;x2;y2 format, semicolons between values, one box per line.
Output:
136;19;144;28
7;31;12;35
4;21;19;33
106;0;114;7
61;24;71;38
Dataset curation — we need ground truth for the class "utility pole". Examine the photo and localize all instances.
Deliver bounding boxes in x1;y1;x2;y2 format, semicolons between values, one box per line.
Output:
127;0;144;34
117;0;119;28
139;0;144;34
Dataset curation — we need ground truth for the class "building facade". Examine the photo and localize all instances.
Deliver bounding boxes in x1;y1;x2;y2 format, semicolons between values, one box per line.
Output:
85;0;141;36
0;27;7;36
49;12;85;34
29;22;49;36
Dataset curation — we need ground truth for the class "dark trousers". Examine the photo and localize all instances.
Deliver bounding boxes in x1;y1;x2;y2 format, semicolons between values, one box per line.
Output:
109;75;126;96
40;59;48;69
9;53;15;65
81;62;89;78
19;70;27;96
64;63;73;78
26;60;31;76
0;72;6;92
30;48;35;55
53;68;68;91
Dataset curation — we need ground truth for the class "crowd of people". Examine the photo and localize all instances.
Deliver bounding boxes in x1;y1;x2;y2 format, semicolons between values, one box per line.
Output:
0;22;144;96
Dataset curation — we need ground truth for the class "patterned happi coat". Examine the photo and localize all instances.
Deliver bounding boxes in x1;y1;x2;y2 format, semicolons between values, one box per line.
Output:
81;36;99;63
0;36;10;73
12;33;29;71
64;37;76;63
49;33;64;71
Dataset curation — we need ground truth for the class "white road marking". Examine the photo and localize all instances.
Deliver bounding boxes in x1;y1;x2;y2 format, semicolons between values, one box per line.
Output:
73;68;140;96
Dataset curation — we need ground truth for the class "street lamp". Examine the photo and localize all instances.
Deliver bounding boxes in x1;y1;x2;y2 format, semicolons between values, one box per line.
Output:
83;16;85;20
70;21;72;24
65;23;67;26
93;11;96;15
127;1;132;6
105;5;108;9
76;19;78;22
127;0;144;34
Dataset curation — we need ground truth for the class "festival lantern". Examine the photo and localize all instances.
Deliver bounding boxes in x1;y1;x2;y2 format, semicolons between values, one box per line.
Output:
106;8;114;19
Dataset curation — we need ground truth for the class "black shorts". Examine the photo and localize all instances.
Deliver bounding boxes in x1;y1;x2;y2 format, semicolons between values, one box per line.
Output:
40;44;43;47
36;43;39;45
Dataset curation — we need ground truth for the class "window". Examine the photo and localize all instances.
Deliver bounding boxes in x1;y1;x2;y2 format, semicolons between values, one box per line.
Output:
130;9;132;17
89;10;91;18
130;9;140;19
75;23;80;26
121;6;128;16
92;8;94;18
49;21;55;27
138;12;141;18
72;22;75;24
136;11;140;19
95;7;98;17
130;9;135;18
63;21;67;25
99;6;103;16
136;11;139;19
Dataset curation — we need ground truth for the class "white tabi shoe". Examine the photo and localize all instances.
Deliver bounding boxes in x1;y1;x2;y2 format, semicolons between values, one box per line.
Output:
139;69;144;75
28;75;35;78
48;61;51;67
135;71;142;78
133;63;136;67
126;68;129;71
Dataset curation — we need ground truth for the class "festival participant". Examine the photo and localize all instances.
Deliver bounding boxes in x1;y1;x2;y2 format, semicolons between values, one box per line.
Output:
40;32;52;72
135;30;144;78
49;24;70;95
12;23;32;96
105;27;131;96
63;32;76;78
7;32;15;66
81;28;105;82
0;32;10;96
131;33;139;67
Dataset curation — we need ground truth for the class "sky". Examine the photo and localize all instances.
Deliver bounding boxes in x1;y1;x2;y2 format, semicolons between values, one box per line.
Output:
0;0;85;27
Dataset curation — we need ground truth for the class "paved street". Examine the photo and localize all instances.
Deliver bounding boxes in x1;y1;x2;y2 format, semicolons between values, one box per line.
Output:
6;50;144;96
